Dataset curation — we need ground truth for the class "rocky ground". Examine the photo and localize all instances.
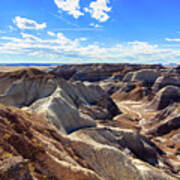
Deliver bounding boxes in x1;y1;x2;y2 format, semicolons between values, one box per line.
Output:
0;63;179;180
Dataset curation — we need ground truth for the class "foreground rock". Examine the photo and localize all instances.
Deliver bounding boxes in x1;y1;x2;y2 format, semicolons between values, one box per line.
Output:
71;127;165;166
0;104;101;180
0;104;176;180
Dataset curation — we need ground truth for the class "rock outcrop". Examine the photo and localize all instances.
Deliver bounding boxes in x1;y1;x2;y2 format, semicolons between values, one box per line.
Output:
0;78;57;107
71;127;165;166
29;87;96;134
0;68;120;134
0;68;54;95
148;86;180;110
123;69;161;85
132;69;160;85
152;75;180;92
147;115;180;137
0;104;102;180
0;68;57;107
145;104;180;136
48;63;163;82
123;71;134;82
28;79;119;134
112;82;148;101
49;63;127;81
0;104;176;180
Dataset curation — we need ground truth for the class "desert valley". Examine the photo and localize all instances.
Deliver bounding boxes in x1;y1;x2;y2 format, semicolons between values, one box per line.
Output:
0;63;179;180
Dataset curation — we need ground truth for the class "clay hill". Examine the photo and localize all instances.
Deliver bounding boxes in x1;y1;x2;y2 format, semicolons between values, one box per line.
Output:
0;64;179;180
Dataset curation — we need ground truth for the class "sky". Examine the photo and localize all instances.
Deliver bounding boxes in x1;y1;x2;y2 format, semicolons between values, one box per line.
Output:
0;0;180;64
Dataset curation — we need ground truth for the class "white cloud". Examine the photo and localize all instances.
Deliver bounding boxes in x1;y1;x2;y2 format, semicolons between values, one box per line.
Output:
1;31;180;64
8;25;17;32
1;36;22;42
127;41;159;54
47;31;56;36
0;32;84;58
13;16;47;30
54;0;84;19
84;0;111;22
21;32;42;42
90;23;103;28
78;37;87;41
165;38;180;42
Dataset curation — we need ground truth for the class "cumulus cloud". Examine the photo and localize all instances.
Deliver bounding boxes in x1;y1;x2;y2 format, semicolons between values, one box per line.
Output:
13;16;47;30
54;0;84;19
84;0;111;22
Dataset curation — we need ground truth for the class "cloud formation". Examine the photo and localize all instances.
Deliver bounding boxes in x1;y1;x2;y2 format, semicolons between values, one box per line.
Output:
54;0;111;22
0;31;180;64
54;0;84;19
47;31;56;36
84;0;111;22
13;16;47;30
165;38;180;42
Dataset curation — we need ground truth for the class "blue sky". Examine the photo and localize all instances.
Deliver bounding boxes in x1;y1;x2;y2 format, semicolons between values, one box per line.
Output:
0;0;180;64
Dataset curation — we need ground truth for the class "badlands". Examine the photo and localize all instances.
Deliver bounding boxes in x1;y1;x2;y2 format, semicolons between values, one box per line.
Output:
0;63;179;180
